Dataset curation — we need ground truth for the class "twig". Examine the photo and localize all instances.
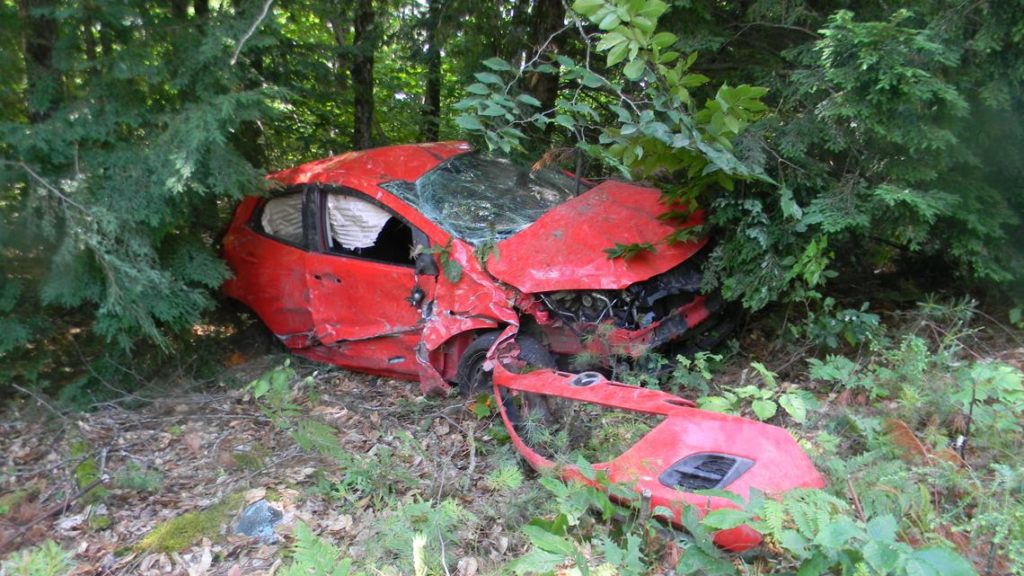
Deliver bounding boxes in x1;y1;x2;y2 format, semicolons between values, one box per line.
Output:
463;421;477;491
11;383;69;423
6;474;109;550
847;478;865;521
437;526;452;576
230;0;274;65
2;160;91;214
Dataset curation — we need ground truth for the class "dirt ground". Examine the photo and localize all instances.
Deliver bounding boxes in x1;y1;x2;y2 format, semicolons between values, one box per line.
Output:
0;354;534;575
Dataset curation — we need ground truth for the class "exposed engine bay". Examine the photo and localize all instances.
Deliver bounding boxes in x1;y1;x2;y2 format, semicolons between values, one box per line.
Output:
537;258;704;330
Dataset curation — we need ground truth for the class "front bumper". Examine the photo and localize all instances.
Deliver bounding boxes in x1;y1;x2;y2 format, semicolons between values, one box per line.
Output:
489;327;824;552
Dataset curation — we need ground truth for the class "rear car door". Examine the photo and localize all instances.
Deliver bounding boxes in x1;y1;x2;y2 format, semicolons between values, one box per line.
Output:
303;186;435;375
223;188;317;347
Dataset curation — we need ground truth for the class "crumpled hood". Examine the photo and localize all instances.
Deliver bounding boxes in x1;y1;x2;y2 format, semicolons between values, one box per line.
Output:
486;181;706;293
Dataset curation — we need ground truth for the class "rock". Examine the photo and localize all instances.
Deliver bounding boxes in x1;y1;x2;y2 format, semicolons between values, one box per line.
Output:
232;499;283;544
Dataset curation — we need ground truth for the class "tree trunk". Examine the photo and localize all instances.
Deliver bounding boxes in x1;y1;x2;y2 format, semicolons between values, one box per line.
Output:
194;0;209;18
17;0;59;123
419;0;443;142
350;0;376;150
526;0;565;121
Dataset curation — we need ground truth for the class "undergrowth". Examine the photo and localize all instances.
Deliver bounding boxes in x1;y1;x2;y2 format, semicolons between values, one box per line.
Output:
248;294;1022;575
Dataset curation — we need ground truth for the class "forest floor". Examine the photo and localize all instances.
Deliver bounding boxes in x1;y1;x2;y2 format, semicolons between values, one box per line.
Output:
1;308;1022;575
0;348;551;576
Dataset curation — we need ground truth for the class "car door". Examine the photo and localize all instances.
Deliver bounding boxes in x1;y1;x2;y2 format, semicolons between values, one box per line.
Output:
304;185;436;376
223;188;317;348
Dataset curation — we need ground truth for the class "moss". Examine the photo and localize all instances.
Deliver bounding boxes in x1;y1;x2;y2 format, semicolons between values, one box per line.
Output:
137;492;244;553
71;439;108;504
88;514;113;531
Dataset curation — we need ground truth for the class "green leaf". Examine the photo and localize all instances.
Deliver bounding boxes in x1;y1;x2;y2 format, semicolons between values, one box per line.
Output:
515;94;542;108
571;0;604;17
455;115;484;131
813;516;862;548
442;256;462;283
865;514;897;543
481;105;506;116
700;508;750;530
652;32;677;49
778;393;807;423
698;396;734;413
508;548;566;575
474;71;504;85
751;398;777;420
607;43;629;67
522;525;576;556
481;57;512;71
623;58;645;80
598;12;621;30
465;83;491;95
907;547;976;576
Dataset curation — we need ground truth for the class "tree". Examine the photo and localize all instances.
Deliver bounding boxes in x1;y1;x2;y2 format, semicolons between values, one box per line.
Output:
419;0;444;142
455;0;1024;310
350;0;377;149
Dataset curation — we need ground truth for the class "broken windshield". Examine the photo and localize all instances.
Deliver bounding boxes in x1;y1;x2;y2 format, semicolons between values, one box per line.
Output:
380;153;586;245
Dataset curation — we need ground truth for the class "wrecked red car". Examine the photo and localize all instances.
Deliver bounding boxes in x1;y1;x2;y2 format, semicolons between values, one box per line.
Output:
222;142;823;550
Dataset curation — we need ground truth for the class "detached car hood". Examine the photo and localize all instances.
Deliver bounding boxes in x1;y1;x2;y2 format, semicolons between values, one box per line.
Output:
486;181;706;293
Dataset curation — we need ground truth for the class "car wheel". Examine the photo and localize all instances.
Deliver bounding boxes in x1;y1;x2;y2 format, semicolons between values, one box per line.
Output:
455;331;502;395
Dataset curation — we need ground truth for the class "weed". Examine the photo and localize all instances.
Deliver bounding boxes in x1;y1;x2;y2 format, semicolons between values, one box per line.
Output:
0;540;76;576
699;361;817;423
484;463;524;491
113;462;164;493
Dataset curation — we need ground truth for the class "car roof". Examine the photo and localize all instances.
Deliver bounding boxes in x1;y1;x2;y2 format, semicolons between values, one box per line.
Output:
268;141;472;188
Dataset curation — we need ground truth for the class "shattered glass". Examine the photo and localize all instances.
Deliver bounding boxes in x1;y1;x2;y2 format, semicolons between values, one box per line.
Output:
381;153;586;245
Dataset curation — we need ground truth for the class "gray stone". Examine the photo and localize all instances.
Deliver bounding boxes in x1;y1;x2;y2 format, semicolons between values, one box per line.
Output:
233;499;283;544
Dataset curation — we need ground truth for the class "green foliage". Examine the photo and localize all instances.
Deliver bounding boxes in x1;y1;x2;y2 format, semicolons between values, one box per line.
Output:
369;499;475;572
603;242;656;260
699;361;816;423
0;540;76;576
278;522;353;576
250;362;416;506
113;462;165;493
484;463;525;491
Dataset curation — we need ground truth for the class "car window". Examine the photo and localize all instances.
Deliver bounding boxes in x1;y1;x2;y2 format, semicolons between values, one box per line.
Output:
257;193;305;247
380;153;587;245
324;192;414;266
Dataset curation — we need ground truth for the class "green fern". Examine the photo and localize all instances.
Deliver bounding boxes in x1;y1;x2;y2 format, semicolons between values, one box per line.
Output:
278;522;352;576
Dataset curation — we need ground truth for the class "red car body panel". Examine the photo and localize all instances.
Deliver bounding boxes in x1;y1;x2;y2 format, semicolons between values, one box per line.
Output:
222;142;826;551
487;181;707;292
489;326;825;552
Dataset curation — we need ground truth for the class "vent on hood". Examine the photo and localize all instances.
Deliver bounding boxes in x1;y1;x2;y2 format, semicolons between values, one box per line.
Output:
659;453;754;491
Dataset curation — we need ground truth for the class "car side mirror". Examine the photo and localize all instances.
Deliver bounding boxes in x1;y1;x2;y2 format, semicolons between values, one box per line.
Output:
411;230;438;277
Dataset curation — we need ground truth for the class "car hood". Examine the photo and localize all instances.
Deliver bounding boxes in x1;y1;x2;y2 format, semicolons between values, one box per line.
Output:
485;180;707;293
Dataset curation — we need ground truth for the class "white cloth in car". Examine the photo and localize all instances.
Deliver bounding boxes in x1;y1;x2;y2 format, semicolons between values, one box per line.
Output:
327;194;391;249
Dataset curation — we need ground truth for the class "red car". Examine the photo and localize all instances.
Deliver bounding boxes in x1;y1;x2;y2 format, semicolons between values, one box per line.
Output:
222;142;823;551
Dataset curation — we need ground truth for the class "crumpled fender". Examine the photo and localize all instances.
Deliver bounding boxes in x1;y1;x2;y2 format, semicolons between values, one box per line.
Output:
416;238;519;396
488;325;825;552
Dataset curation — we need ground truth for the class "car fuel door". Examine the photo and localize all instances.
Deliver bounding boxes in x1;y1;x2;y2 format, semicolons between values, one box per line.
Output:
303;186;436;376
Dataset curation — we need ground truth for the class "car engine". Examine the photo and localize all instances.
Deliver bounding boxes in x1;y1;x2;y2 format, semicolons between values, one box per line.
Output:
538;259;704;330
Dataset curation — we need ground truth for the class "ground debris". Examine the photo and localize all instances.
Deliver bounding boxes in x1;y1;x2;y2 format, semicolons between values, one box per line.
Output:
0;360;526;575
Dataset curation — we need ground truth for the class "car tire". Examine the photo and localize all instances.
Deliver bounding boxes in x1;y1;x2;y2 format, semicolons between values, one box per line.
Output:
455;330;502;395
